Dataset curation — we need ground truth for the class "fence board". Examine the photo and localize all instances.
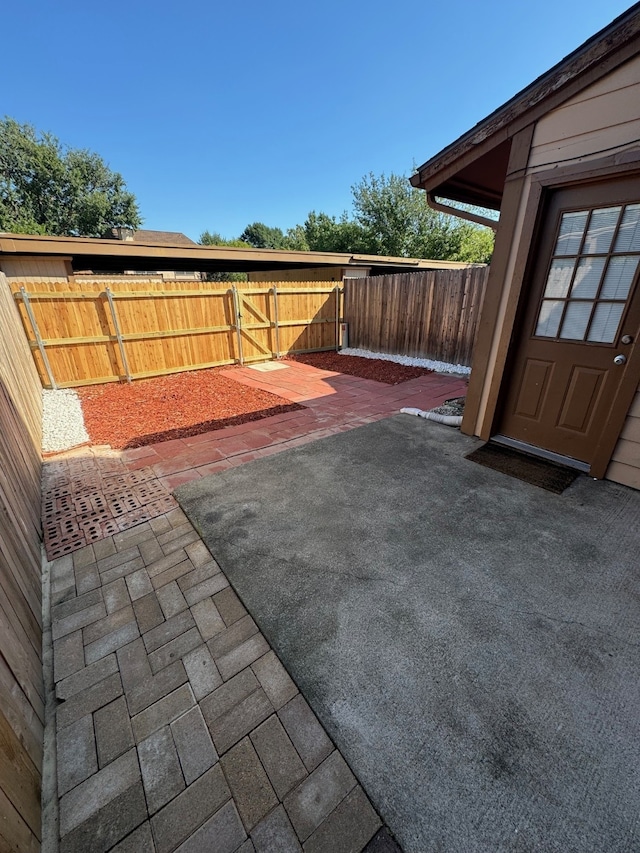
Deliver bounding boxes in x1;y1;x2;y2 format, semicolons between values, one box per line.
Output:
0;273;43;851
11;280;342;387
344;267;488;367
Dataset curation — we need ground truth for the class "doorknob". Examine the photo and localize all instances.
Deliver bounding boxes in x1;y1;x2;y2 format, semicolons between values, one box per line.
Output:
614;354;627;365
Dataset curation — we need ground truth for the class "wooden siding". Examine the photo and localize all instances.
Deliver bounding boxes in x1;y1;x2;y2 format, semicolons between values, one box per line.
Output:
529;54;640;171
0;256;69;284
0;273;43;852
343;267;488;367
607;388;640;489
10;279;342;387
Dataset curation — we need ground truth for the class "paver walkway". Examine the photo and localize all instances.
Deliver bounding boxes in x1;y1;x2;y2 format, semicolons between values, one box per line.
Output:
49;511;395;852
44;362;466;852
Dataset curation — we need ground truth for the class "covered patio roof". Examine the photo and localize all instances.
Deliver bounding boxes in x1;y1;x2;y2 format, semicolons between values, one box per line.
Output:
410;4;640;210
0;232;473;275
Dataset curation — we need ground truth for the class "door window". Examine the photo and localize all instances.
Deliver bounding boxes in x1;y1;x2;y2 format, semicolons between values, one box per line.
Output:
534;203;640;343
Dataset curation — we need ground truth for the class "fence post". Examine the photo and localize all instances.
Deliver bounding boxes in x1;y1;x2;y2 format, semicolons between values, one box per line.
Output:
232;286;244;365
104;287;132;382
271;286;281;358
19;286;57;389
334;285;341;351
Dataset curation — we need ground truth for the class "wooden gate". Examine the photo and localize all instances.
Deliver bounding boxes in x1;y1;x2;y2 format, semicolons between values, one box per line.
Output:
233;285;342;364
11;281;342;387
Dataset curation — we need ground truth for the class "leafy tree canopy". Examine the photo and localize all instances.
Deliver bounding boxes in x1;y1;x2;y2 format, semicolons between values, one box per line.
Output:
351;172;495;261
208;172;494;264
199;230;251;249
239;221;309;251
0;118;141;237
303;212;370;254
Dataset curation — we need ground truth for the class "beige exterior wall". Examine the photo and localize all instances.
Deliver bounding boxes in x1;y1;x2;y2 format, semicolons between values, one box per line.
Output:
528;54;640;173
606;388;640;488
0;255;70;282
473;54;640;488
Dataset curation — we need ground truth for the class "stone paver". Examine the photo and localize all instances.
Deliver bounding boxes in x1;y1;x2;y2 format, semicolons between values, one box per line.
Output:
304;786;382;853
221;737;278;831
46;360;426;851
250;715;307;799
150;764;230;853
138;725;185;813
278;694;334;772
171;705;218;784
131;683;195;742
283;751;356;842
94;696;134;767
251;805;302;852
57;714;98;796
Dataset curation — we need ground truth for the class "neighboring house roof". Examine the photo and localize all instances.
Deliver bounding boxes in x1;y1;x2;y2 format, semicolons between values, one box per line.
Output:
129;230;197;246
108;228;197;246
0;233;479;275
410;4;640;209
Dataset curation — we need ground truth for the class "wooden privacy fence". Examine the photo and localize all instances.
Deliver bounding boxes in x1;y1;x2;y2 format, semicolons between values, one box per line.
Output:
0;273;44;852
11;280;342;388
343;266;489;367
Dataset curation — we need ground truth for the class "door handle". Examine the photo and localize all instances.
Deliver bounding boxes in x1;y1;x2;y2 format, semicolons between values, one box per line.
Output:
613;354;627;365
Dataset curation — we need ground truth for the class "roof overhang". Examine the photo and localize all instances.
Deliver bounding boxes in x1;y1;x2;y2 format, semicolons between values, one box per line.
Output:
0;233;477;275
410;4;640;210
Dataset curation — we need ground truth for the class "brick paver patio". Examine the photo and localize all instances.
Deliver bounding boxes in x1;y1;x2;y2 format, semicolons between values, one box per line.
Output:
122;361;468;492
44;361;466;852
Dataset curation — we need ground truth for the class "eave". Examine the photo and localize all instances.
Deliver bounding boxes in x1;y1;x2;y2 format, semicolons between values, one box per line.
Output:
410;4;640;210
0;233;476;275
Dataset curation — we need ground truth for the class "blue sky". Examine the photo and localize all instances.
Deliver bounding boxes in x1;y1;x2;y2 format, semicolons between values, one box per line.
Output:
4;1;634;241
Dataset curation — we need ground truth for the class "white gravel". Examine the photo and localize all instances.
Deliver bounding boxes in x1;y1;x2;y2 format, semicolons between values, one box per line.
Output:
339;347;471;375
42;389;90;453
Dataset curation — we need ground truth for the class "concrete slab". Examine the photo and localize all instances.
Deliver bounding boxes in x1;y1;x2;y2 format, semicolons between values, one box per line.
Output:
177;415;640;853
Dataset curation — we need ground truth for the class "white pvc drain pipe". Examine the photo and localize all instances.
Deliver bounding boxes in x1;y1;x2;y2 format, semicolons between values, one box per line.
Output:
400;407;463;427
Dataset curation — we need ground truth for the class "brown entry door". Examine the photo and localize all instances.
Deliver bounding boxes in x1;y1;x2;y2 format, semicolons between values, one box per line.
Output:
499;178;640;470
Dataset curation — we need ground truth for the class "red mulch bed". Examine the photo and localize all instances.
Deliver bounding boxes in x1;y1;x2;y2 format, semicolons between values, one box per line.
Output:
76;352;432;451
288;351;432;384
76;367;304;450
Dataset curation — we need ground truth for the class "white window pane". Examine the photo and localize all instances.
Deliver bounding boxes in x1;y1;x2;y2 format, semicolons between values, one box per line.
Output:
570;257;605;298
614;204;640;252
601;256;639;299
588;302;625;343
535;300;564;337
582;207;622;255
543;259;575;297
555;211;588;255
560;301;592;340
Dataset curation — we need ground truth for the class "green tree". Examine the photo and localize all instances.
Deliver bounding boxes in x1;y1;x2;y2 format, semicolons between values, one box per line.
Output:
351;172;472;259
198;230;250;281
239;222;287;249
281;224;309;251
0;118;141;236
199;230;251;249
454;224;495;264
238;221;311;252
303;212;370;253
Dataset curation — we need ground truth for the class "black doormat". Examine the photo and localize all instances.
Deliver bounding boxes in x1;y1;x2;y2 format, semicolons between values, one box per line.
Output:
466;443;580;494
